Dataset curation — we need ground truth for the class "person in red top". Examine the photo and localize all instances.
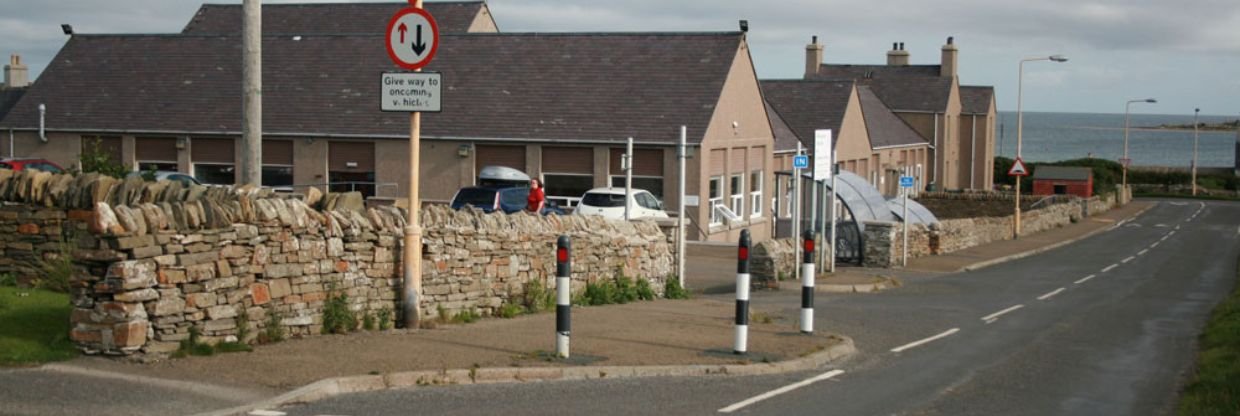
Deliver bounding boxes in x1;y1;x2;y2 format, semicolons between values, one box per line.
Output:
527;178;546;213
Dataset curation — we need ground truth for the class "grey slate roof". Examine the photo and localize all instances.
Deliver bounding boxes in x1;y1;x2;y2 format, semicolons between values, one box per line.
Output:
0;32;744;145
765;101;801;153
1032;166;1091;181
0;88;24;121
182;1;491;34
810;63;952;113
816;64;940;79
856;86;926;148
760;80;854;154
960;85;994;115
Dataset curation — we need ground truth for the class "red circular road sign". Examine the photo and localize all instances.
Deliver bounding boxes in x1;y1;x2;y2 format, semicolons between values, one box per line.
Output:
385;7;440;70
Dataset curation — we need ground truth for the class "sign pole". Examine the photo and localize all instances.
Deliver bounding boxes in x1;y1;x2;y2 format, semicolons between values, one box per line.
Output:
677;126;687;289
829;151;837;273
792;143;802;283
902;186;909;267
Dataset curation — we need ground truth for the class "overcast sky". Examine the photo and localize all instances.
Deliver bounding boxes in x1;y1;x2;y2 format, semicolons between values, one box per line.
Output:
1;0;1237;116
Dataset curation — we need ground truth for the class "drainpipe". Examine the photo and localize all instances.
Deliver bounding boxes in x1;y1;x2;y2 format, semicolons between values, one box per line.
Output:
970;114;977;189
38;103;48;142
932;113;939;189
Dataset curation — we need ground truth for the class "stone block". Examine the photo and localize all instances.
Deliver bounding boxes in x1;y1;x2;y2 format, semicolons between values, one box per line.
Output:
216;260;233;278
185;292;217;309
202;319;236;332
203;276;239;292
107;260;158;290
148;297;185;317
302;291;327;302
186;263;216;282
178;251;219;267
206;305;237;320
17;223;39;235
158;268;187;286
251;283;271;305
264;263;303;279
131;245;163;259
114;288;159;303
112;235;155;250
268;278;292;299
71;327;104;344
112;321;148;348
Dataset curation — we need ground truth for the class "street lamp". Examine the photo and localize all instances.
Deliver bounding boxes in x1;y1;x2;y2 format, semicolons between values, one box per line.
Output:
1192;108;1200;196
1122;98;1157;198
1014;54;1068;238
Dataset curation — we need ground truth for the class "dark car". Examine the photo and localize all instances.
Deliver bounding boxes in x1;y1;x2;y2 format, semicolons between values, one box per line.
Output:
450;185;564;215
0;158;65;173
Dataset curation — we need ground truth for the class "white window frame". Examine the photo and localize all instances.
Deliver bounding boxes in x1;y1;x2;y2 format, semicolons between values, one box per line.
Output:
709;176;723;226
749;170;763;218
729;174;744;221
783;179;794;218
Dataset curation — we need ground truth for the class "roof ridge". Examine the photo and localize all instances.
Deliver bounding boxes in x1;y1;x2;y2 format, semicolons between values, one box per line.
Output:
199;1;484;6
73;31;744;38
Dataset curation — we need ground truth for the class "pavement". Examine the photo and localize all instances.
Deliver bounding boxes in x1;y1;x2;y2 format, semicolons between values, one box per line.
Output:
0;200;1155;416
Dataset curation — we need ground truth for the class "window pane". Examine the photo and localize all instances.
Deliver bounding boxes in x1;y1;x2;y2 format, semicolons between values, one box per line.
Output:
730;175;743;196
709;177;721;199
544;174;593;199
329;171;375;198
195;164;235;185
582;192;626;207
750;171;761;192
262;166;294;187
138;162;178;173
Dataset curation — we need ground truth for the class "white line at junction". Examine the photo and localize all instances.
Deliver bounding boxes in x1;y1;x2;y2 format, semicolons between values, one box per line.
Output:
890;328;961;353
1138;249;1149;256
1102;264;1119;273
1075;274;1097;284
1037;288;1066;301
717;370;845;413
1150;241;1160;248
982;305;1025;323
1121;256;1135;264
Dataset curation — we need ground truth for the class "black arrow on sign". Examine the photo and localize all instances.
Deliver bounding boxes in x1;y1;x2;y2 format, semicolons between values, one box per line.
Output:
411;24;427;55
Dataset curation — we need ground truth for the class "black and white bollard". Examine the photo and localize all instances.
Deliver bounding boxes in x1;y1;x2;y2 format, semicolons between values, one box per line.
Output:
800;229;815;334
556;236;571;358
734;229;751;354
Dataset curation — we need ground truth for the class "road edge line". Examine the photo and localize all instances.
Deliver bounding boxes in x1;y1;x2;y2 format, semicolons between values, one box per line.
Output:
959;202;1154;273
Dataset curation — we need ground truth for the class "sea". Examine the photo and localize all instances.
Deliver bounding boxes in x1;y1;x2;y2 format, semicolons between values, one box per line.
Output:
995;112;1239;168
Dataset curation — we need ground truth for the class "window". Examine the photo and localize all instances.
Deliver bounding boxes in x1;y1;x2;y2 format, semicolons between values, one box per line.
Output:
262;140;294;189
194;164;235;185
544;173;593;207
1053;184;1067;195
730;174;744;220
138;162;178;172
262;166;294;189
582;192;626;207
637;192;661;210
708;176;723;226
750;171;763;218
784;178;795;218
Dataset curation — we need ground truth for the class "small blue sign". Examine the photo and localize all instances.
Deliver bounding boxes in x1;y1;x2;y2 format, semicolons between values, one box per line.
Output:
793;155;809;169
899;176;914;188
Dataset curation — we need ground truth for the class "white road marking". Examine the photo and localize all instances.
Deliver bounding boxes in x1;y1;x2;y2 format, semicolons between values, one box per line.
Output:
1075;274;1097;284
890;328;961;353
248;411;287;416
1150;241;1160;248
1161;235;1169;242
1037;288;1066;300
1169;230;1177;236
1170;202;1188;206
1102;264;1119;273
717;369;845;413
982;305;1025;323
1121;256;1135;264
1138;249;1149;256
1154;224;1168;228
1175;225;1181;230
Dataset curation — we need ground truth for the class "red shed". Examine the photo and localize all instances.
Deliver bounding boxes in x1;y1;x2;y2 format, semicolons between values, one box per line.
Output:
1032;166;1093;198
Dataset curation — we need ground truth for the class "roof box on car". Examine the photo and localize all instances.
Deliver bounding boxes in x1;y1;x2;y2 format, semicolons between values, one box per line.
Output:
477;165;530;187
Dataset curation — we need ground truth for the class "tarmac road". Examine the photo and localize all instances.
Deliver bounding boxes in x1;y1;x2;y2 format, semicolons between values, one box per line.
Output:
279;199;1239;415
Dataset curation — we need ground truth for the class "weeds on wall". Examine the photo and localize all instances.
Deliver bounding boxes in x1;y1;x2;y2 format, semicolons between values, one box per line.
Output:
377;306;393;330
362;311;376;331
235;307;250;344
78;138;128;179
322;285;358;334
34;237;76;293
261;310;285;343
663;277;690;300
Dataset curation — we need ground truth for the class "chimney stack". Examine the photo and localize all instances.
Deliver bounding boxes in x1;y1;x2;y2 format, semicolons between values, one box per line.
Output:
940;36;958;78
3;55;29;88
887;42;909;66
805;36;823;79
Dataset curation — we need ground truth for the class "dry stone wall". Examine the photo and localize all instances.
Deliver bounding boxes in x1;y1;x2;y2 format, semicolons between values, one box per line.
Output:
864;194;1118;268
0;169;673;356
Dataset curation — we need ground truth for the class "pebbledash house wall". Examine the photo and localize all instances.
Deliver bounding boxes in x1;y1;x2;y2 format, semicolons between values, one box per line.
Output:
0;169;672;356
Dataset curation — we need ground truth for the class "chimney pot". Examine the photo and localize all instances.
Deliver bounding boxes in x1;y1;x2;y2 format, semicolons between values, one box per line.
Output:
947;36;954;45
805;35;824;78
940;37;958;77
812;35;818;44
887;41;910;66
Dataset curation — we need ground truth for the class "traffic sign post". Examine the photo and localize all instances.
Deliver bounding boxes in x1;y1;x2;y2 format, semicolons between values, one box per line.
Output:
793;155;809;169
899;176;914;189
1008;157;1028;240
389;0;440;330
1007;157;1029;177
900;176;913;267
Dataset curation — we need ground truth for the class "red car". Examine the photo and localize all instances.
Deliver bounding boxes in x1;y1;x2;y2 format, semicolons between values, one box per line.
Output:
0;158;66;173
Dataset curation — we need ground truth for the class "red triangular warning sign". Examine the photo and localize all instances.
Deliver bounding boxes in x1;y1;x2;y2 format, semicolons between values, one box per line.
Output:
1008;158;1029;176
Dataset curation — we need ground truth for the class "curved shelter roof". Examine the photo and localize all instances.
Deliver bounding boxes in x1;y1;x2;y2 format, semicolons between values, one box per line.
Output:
886;196;939;225
825;170;895;231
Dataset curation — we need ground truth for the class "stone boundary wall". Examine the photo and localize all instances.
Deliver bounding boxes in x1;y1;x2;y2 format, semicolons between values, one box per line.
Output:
751;237;830;289
0;169;672;356
863;194;1119;268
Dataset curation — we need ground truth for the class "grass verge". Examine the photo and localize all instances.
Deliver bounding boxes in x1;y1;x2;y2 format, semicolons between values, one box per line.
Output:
0;287;76;366
1177;259;1240;415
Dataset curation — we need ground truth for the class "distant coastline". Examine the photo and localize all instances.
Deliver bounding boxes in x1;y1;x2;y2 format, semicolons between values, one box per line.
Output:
1143;119;1239;132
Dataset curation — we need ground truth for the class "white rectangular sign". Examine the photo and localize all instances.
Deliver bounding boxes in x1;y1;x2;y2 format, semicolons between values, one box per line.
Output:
814;129;833;181
381;72;442;112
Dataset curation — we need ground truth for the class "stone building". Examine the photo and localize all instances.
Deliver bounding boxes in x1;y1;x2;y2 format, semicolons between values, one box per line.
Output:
0;3;776;243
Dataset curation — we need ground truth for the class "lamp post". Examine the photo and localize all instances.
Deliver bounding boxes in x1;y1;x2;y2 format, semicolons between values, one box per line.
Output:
1122;98;1157;198
1192;108;1199;196
1014;54;1067;238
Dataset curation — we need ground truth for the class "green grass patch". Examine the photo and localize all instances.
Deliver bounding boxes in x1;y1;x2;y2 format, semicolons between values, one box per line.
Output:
1178;262;1240;415
0;287;77;366
664;277;690;300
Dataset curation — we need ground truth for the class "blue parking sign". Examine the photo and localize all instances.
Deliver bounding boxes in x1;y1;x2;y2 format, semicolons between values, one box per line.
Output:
793;155;809;169
899;176;914;188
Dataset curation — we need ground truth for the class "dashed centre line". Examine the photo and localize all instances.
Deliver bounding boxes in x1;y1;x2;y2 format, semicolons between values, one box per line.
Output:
982;305;1025;323
717;369;845;413
1138;249;1149;256
890;328;960;353
1037;288;1065;301
1075;274;1097;284
1150;241;1160;248
1102;264;1119;273
1121;256;1135;264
